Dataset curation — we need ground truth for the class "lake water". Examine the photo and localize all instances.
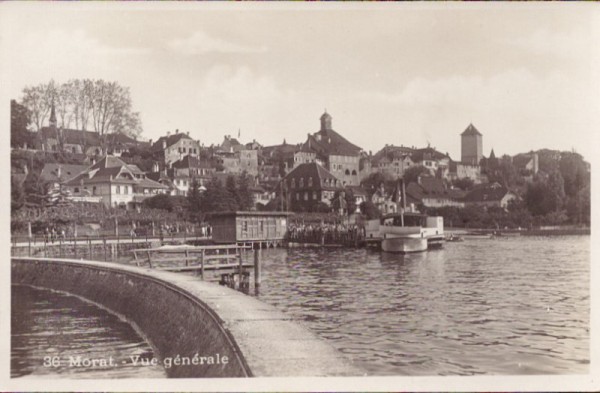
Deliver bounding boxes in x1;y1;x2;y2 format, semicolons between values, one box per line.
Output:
256;236;590;376
11;285;165;378
11;236;590;377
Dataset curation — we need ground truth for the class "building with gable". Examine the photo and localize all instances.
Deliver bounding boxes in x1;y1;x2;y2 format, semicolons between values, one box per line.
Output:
302;111;362;186
405;176;464;208
371;145;415;178
151;130;201;166
410;147;451;178
40;163;88;189
281;162;343;212
62;156;169;208
463;182;517;209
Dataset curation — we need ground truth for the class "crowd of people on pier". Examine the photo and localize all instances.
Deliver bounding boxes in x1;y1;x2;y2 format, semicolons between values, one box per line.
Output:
287;222;366;245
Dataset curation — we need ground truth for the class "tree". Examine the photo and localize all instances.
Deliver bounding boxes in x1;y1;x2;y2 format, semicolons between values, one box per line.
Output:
21;82;54;131
187;178;202;213
452;177;474;191
203;176;237;212
19;79;143;138
360;200;381;220
237;172;254;211
11;177;25;213
22;171;48;207
11;100;34;148
331;189;356;216
403;165;430;185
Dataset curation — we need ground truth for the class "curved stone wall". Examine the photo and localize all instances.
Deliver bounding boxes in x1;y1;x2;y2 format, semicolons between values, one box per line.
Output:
11;257;360;378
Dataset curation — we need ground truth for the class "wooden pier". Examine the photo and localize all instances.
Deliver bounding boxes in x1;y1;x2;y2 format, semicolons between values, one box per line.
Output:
131;244;262;291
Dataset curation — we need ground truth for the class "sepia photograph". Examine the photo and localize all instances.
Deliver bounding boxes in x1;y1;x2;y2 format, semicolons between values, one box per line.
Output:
1;2;597;391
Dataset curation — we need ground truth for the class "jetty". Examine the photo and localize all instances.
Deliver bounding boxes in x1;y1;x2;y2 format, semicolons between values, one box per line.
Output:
131;244;262;292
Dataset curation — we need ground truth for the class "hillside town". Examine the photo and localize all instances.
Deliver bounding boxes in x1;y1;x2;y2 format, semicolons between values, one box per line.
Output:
10;81;591;238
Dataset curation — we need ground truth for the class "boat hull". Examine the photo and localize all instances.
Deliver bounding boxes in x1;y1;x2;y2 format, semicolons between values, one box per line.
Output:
381;237;428;253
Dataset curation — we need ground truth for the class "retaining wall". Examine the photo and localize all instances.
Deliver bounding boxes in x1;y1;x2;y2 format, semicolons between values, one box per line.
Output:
11;257;360;378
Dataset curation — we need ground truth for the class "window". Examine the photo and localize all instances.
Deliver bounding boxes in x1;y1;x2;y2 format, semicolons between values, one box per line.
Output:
74;187;79;193
299;177;304;187
304;192;308;201
93;186;97;195
313;191;317;200
352;170;357;175
296;192;300;201
308;177;313;187
124;185;128;195
345;169;350;175
116;185;121;194
291;179;296;188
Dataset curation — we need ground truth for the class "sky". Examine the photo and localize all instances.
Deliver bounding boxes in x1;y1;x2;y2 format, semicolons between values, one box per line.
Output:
1;2;598;161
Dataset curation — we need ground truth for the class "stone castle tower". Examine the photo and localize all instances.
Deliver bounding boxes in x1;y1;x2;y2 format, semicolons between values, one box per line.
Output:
461;123;483;165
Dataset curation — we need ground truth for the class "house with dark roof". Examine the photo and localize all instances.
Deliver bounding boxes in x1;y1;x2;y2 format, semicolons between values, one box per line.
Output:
40;163;88;188
410;147;451;178
219;135;245;153
104;132;143;157
371;145;415;178
151;130;201;166
37;127;103;157
281;162;343;212
301;111;363;186
405;176;464;208
463;182;517;209
62;156;169;208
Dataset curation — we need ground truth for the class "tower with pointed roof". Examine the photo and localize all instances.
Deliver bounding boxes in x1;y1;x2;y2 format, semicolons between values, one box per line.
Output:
461;123;483;165
320;111;332;131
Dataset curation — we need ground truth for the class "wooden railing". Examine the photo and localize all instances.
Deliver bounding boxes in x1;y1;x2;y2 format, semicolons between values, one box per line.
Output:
131;245;261;292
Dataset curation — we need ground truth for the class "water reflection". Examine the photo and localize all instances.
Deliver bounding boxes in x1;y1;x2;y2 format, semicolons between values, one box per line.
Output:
257;236;590;376
11;285;165;378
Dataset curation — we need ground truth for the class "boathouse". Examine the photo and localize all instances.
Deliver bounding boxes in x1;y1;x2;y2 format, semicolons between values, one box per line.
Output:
208;211;290;247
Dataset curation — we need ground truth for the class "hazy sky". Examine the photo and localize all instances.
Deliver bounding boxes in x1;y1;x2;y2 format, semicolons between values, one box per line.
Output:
1;3;598;161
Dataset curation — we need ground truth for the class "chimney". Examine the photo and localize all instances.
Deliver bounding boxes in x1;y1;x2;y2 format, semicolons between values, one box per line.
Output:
167;131;171;136
162;140;167;149
149;139;153;146
175;129;179;134
187;131;190;136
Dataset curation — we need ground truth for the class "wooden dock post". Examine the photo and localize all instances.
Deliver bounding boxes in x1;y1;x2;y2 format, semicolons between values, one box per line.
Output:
254;248;261;289
200;249;205;279
237;250;243;289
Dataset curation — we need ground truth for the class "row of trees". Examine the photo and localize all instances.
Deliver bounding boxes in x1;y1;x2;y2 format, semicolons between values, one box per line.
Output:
19;79;142;138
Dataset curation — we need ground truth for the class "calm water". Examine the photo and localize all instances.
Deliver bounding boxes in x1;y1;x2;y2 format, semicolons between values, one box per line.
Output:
11;285;165;378
256;236;590;376
11;236;590;377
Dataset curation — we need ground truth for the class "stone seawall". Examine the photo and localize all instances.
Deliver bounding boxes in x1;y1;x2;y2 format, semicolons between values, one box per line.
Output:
11;240;152;259
12;257;360;378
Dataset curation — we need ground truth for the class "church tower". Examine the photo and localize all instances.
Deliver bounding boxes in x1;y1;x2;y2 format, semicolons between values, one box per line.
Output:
461;123;483;165
320;111;332;131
